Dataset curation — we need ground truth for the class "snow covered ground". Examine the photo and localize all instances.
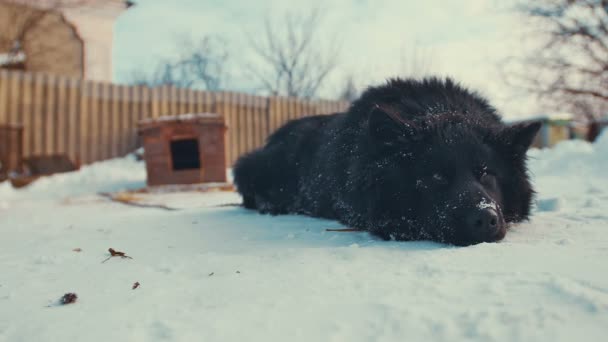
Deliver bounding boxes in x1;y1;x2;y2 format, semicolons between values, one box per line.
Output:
1;134;608;342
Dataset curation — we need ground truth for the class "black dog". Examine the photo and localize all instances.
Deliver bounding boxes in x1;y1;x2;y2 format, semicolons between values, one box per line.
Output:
233;77;541;246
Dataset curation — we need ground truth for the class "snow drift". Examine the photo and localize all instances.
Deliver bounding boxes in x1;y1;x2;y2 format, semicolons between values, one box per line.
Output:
1;133;607;342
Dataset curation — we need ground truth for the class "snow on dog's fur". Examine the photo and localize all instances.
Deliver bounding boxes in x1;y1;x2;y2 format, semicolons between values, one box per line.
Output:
233;77;541;246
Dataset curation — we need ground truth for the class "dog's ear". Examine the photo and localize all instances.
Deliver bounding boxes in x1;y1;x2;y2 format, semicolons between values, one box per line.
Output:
501;120;542;157
368;104;418;147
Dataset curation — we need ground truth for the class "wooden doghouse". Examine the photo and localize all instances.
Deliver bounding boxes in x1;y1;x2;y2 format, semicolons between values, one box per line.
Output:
0;124;23;181
138;113;227;186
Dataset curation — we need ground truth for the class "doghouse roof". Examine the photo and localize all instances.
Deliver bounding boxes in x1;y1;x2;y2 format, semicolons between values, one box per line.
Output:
138;113;225;132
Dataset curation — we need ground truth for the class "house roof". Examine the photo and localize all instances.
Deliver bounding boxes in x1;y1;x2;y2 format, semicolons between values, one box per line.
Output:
138;113;226;132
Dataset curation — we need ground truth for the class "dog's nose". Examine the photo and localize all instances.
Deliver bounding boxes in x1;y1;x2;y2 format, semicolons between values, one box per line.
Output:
467;208;499;236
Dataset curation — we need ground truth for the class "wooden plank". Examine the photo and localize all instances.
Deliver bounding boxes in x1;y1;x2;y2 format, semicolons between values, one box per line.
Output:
232;93;242;160
105;83;114;159
297;98;305;119
185;88;193;113
179;87;188;114
20;72;33;156
97;82;110;160
43;74;56;155
190;90;199;113
253;95;264;148
216;92;229;164
3;72;16;127
194;90;204;113
244;94;254;152
263;96;270;139
163;85;172;116
140;86;150;121
233;92;241;164
267;96;277;134
121;85;132;155
324;100;331;114
280;96;289;128
67;77;80;162
170;86;179;115
246;94;254;152
284;96;291;122
237;93;247;156
0;71;8;125
127;86;137;151
219;92;229;160
150;86;160;119
215;92;229;165
316;99;325;115
203;90;213;112
31;72;43;156
55;75;68;155
185;88;194;113
160;86;172;116
173;87;181;115
7;71;21;126
272;96;281;132
265;97;272;138
227;92;240;166
292;98;300;120
110;83;121;157
289;97;298;122
251;95;260;148
78;81;90;164
156;86;164;118
89;82;101;162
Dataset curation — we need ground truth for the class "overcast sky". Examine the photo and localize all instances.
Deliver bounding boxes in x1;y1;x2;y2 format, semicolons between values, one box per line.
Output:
113;0;538;118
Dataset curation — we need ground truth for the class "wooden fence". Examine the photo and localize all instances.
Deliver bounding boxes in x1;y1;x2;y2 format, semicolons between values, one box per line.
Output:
0;70;350;166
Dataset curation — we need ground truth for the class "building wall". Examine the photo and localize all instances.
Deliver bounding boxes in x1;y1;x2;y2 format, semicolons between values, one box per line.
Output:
62;1;128;82
0;2;84;78
0;0;129;81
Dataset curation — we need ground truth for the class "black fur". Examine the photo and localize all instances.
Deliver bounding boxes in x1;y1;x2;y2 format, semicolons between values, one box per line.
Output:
233;77;541;246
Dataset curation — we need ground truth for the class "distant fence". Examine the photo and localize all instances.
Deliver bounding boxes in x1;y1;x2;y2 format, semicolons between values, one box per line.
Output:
0;70;350;166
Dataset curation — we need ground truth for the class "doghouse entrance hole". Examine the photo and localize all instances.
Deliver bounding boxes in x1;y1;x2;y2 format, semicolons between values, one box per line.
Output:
170;139;201;170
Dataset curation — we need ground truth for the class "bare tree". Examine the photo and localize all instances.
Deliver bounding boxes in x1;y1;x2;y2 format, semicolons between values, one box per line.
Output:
502;0;608;121
400;42;436;78
337;74;359;101
247;9;341;99
129;36;229;91
129;62;188;88
335;41;436;102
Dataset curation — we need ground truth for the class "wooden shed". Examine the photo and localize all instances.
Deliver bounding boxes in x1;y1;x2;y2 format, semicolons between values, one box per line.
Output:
0;124;23;181
138;113;227;186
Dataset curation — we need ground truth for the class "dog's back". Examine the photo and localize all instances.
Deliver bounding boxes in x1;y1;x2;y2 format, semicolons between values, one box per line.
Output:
232;113;339;214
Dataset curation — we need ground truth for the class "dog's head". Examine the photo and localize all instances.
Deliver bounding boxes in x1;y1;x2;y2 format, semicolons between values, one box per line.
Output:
365;104;541;246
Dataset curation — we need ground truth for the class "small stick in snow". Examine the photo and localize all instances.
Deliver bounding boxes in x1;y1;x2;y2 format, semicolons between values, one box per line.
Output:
60;293;78;305
98;192;178;211
132;282;140;290
208;272;214;276
213;203;243;207
101;248;133;263
72;248;82;252
325;228;363;232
